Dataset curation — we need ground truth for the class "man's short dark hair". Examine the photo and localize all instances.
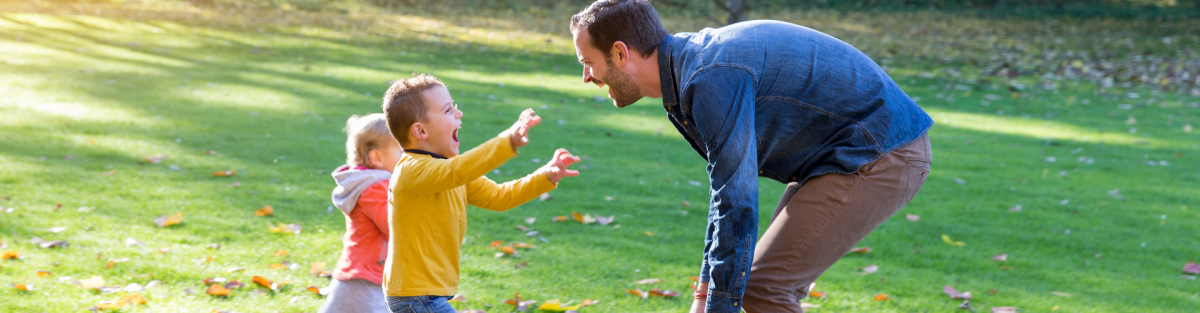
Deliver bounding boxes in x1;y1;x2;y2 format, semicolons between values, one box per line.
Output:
570;0;670;58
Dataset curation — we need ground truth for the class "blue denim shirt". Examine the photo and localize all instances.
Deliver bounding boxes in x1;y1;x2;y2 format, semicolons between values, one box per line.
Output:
657;20;932;312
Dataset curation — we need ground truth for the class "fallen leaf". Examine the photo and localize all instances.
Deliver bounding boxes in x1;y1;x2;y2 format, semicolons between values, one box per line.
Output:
513;242;532;249
516;261;528;269
957;300;975;312
644;231;655;236
991;307;1018;313
942;234;967;247
252;276;286;290
145;155;169;164
1184;261;1200;275
524;217;537;224
206;283;232;297
124;238;144;247
906;214;920;222
809;291;826;299
873;293;890;301
255;205;274;217
14;284;32;291
310;262;327;276
48;226;67;233
862;264;879;274
36;270;51;277
553;216;568;222
682;200;691;207
490;240;504;248
538;193;551;201
212;170;237;177
80;275;105;289
851;246;871;254
649;288;680;297
153;212;183;227
1051;291;1072;297
596;215;615;225
572;211;595;224
992;254;1008;261
538;299;582;311
943;285;973;299
1;250;20;260
626;288;648;298
101;170;117;176
269;222;302;234
273;250;288;256
499;246;515;254
634;278;661;285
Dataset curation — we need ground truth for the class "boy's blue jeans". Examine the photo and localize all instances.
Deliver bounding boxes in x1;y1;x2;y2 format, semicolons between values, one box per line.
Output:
386;296;455;313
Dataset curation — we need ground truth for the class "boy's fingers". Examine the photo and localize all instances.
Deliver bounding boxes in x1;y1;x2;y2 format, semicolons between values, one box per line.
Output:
526;115;542;127
563;169;580;177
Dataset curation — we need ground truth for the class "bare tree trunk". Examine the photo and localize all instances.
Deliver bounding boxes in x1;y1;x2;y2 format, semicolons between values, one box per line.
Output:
712;0;747;25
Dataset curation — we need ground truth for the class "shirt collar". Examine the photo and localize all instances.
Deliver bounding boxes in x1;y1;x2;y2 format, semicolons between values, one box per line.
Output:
657;34;678;108
404;149;448;159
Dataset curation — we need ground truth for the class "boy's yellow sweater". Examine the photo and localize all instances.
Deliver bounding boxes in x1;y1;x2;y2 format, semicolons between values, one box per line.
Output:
383;135;555;297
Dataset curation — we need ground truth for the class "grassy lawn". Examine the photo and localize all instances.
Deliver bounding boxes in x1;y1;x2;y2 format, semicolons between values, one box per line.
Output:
1;2;1198;312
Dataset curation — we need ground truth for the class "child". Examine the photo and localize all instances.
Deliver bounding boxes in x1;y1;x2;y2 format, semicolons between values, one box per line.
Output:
319;113;400;313
379;74;579;313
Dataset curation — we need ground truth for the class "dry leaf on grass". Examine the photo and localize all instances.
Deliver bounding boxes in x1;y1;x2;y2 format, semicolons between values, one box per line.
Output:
851;246;871;254
80;276;105;289
634;278;661;285
2;250;20;260
596;215;615;225
992;254;1008;261
14;284;33;291
809;291;826;299
649;288;680;297
36;270;51;277
255;205;273;217
212;170;237;177
524;217;537;224
943;285;973;299
942;234;967;247
273;250;288;256
538;299;582;311
626;289;648;298
553;216;568;222
153;212;183;227
991;307;1018;313
572;211;596;224
269;222;302;234
862;264;879;274
873;294;890;301
504;292;538;312
252;276;286;291
1184;261;1200;275
206;283;232;297
906;214;920;222
310;262;328;276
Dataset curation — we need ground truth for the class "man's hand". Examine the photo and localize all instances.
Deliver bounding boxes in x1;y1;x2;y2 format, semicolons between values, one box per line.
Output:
537;148;580;184
504;108;542;150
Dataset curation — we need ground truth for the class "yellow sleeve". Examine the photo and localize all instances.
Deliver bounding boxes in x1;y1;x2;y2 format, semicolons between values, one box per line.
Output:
466;171;556;212
395;135;517;195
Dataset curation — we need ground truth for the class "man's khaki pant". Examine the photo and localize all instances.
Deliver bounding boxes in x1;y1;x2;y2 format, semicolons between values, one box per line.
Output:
743;134;932;313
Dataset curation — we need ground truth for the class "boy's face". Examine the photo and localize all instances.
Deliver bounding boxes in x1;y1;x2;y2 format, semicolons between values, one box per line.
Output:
419;85;463;158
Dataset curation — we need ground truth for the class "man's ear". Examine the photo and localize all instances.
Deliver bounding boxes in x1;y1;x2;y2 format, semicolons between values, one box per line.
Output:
611;41;630;67
409;122;428;142
366;148;383;169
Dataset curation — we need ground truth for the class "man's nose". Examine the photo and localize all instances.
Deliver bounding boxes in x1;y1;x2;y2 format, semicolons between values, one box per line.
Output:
582;66;593;84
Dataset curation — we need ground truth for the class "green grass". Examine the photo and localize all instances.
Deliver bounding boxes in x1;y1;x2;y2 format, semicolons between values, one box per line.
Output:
1;2;1198;312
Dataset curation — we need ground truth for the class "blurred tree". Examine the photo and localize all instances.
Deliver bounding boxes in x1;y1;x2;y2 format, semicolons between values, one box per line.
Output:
713;0;747;24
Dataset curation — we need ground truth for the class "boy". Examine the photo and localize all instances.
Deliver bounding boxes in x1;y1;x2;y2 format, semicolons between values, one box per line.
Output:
380;74;579;313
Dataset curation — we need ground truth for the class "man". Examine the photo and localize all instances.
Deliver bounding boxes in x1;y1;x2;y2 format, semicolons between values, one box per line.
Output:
569;1;933;312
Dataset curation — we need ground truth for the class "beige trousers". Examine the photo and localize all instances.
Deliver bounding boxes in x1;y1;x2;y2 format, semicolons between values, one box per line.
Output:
742;134;932;313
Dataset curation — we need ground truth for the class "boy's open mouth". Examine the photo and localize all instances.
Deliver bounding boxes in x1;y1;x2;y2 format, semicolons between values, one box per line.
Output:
452;127;459;144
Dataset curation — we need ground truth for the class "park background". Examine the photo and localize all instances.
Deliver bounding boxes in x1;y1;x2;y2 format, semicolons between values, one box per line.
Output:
1;0;1198;312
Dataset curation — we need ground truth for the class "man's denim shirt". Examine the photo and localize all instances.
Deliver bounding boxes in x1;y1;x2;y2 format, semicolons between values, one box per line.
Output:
657;20;933;312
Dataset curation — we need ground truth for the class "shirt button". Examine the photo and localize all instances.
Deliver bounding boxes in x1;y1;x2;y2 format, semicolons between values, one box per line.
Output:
683;121;689;125
733;302;739;306
741;272;746;276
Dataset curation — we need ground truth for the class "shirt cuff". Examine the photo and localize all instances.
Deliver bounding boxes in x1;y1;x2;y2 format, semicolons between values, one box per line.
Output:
705;289;744;313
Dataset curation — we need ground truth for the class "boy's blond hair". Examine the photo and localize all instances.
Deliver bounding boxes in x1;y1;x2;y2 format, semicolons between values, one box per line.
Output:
343;113;395;167
381;74;445;147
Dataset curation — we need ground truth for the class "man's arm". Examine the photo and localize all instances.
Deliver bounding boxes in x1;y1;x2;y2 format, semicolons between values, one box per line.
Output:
688;68;759;313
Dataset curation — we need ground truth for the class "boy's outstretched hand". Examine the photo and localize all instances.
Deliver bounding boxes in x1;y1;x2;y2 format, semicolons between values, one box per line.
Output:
539;148;581;184
504;108;542;149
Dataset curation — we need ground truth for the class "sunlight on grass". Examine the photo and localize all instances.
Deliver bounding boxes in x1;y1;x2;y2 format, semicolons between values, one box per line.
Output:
926;108;1177;148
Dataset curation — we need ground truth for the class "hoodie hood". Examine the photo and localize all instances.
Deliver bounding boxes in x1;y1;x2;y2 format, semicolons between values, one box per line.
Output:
330;165;393;215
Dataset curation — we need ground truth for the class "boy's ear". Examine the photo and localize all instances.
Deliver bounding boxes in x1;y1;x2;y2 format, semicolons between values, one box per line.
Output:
409;122;428;141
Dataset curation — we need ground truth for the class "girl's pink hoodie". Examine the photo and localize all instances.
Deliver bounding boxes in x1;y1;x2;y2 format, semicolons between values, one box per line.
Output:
329;165;393;285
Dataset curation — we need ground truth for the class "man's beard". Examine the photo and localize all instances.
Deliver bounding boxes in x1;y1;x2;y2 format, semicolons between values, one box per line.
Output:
599;59;641;108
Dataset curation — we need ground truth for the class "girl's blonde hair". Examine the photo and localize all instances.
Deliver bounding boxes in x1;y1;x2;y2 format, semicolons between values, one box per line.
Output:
343;113;397;168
